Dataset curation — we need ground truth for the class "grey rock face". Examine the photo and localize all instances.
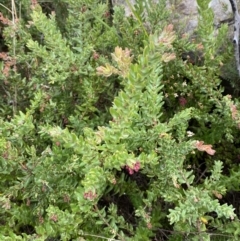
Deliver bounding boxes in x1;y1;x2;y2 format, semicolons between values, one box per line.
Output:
112;0;238;34
210;0;232;23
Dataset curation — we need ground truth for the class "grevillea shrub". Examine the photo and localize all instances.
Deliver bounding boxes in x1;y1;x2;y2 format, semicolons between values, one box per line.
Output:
1;0;240;240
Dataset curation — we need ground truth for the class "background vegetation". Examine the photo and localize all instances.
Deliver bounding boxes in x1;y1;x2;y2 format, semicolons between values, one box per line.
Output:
1;0;240;240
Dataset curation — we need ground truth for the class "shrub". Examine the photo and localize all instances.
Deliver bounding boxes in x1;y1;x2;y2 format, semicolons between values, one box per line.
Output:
1;0;240;240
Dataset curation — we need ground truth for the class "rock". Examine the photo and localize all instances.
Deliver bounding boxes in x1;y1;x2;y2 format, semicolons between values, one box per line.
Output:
112;0;239;34
111;0;136;16
209;0;232;23
167;0;199;34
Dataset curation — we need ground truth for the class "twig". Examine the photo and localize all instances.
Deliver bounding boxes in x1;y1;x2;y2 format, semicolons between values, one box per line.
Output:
194;167;207;185
94;204;126;241
215;17;234;28
0;4;13;14
229;0;240;76
156;227;237;239
11;0;18;115
82;233;121;241
125;0;148;37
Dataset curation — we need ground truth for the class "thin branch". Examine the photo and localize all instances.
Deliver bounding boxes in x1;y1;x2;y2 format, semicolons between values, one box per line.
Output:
125;0;148;37
0;4;13;14
94;204;126;241
82;233;121;241
194;167;207;185
156;227;237;239
215;17;234;28
11;0;18;115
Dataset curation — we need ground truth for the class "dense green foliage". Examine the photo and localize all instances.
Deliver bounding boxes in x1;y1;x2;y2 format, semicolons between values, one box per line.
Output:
1;0;240;240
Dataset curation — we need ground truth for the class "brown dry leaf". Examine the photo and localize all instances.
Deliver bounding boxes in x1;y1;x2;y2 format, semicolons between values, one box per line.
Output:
212;190;222;199
194;141;216;155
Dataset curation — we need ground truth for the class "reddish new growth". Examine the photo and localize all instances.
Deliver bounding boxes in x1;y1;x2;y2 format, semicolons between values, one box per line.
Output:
125;161;141;175
104;11;111;18
38;215;44;224
0;52;16;77
230;103;240;128
84;191;97;200
0;12;11;25
0;12;19;25
93;51;99;60
179;96;187;106
147;222;152;229
230;104;237;120
63;194;70;203
31;0;39;8
50;214;58;222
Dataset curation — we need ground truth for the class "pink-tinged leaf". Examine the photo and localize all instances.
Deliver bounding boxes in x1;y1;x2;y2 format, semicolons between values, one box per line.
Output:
125;161;141;175
96;63;117;77
161;53;176;62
